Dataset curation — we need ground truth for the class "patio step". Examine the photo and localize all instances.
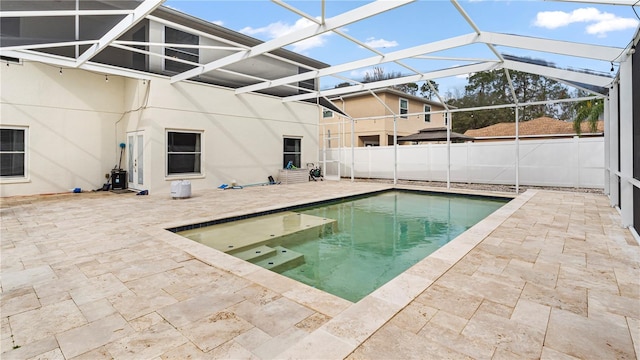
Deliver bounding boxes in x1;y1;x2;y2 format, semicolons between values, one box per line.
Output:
252;246;305;272
232;245;277;262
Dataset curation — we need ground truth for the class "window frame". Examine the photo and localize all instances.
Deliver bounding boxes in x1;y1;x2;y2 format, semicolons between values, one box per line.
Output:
166;129;203;178
283;137;302;169
0;126;28;182
164;27;199;73
424;104;431;123
322;109;334;118
399;98;408;119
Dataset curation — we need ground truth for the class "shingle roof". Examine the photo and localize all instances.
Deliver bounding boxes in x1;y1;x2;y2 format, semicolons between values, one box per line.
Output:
463;117;604;138
398;127;474;142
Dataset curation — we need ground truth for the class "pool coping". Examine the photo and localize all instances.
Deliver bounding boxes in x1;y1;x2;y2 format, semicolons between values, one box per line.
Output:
154;185;534;359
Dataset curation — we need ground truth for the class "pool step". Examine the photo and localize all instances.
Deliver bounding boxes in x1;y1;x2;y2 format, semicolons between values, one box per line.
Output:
252;246;305;273
232;245;277;262
178;212;336;254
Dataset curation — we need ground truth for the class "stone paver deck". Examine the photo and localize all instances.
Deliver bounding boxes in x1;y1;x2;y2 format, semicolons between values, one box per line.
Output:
1;182;638;359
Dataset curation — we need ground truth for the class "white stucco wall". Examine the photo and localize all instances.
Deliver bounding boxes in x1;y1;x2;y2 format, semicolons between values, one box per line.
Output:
1;61;320;197
127;79;319;195
0;62;124;197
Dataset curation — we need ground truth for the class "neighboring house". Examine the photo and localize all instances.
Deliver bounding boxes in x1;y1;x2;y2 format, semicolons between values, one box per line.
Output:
0;4;327;197
464;116;604;141
397;127;474;144
319;88;449;147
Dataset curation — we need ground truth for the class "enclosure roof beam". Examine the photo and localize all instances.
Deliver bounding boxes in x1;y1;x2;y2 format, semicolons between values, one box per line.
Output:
1;49;152;80
74;0;165;67
1;40;98;52
501;59;614;87
549;0;637;5
171;0;415;83
283;61;499;102
476;32;624;62
236;32;478;94
0;10;134;17
450;0;506;63
504;69;519;106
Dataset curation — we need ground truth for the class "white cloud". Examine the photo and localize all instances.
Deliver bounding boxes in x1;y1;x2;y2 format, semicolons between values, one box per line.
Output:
349;69;370;79
364;37;398;49
586;18;639;37
211;20;224;26
240;17;331;52
534;7;638;37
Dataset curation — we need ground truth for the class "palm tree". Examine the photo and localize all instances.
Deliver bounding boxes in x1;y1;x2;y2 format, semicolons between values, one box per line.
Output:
573;98;603;135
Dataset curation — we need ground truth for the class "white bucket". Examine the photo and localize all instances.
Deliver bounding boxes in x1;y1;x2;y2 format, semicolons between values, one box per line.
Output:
170;180;191;199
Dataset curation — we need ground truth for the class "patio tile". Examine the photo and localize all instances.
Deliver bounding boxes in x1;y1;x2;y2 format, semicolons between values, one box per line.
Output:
2;184;638;360
159;342;215;360
462;311;545;359
418;323;496;360
229;296;315;337
540;346;581;360
233;326;272;352
321;295;400;347
0;336;58;360
77;298;117;323
210;340;259;359
279;329;353;360
544;307;635;359
9;299;86;345
156;291;245;328
386;301;438;333
68;273;130;305
0;287;41;317
105;321;188;359
1;265;57;291
520;282;587;316
25;348;64;360
282;283;351;317
56;313;134;359
178;311;254;352
587;290;640;320
67;346;113;360
347;323;471;360
415;282;483;319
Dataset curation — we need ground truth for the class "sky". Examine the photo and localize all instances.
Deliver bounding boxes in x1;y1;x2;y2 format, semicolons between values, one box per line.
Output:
163;0;639;95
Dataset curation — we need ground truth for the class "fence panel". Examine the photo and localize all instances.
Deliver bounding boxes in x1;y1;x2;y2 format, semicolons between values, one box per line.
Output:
325;137;604;188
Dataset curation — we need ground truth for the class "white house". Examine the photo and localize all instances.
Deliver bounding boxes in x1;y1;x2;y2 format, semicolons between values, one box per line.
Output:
0;4;327;197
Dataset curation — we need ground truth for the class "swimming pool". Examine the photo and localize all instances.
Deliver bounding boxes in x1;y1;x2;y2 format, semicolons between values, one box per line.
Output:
178;190;507;302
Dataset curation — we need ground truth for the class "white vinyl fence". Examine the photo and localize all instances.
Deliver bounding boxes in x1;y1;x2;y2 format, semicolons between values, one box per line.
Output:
322;137;604;188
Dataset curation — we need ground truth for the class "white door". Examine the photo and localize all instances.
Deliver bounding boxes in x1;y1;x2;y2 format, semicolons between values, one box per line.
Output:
127;131;144;190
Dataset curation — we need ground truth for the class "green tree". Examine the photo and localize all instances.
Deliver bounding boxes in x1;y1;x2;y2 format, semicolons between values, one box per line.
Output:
361;67;426;96
448;69;571;134
572;98;603;135
419;81;440;100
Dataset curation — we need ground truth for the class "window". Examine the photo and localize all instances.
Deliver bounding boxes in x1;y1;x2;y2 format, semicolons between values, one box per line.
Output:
322;110;333;118
444;112;450;126
400;98;408;119
424;105;431;122
0;127;26;178
283;137;301;168
164;27;199;73
167;131;201;175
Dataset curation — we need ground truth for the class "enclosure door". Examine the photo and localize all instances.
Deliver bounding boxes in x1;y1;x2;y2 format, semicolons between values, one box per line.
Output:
127;131;144;190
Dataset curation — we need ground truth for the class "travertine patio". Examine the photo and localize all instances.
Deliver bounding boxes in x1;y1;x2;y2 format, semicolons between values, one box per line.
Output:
1;181;638;359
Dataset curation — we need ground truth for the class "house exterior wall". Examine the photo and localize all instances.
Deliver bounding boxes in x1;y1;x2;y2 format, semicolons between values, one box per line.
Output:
320;91;446;148
0;61;319;197
0;62;124;197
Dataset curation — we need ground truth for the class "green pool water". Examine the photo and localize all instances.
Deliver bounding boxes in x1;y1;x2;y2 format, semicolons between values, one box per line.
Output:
277;191;507;302
179;190;508;302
